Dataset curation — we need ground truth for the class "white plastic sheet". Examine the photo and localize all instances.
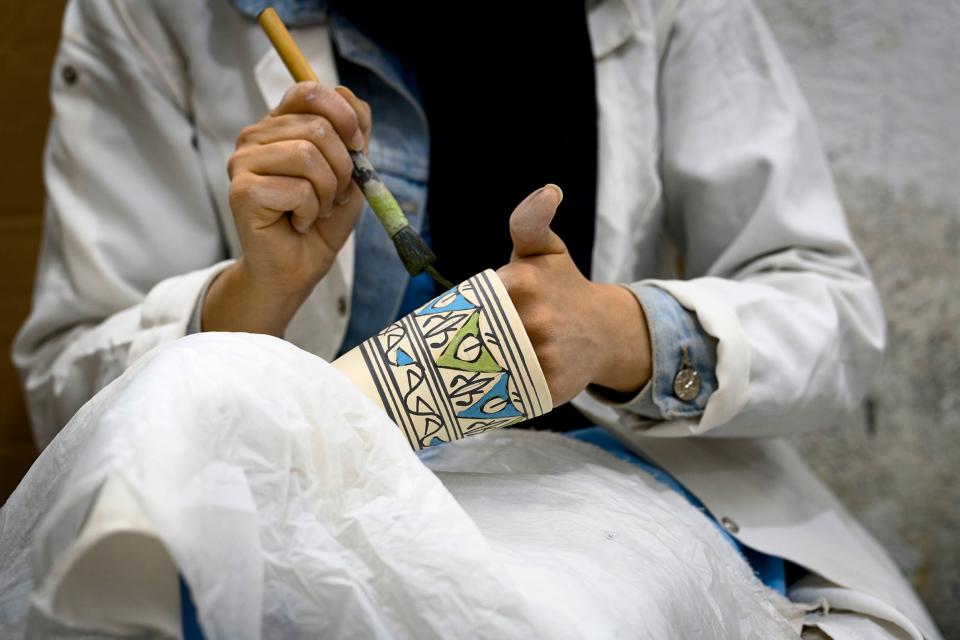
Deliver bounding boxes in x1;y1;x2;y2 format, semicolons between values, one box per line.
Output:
1;333;801;638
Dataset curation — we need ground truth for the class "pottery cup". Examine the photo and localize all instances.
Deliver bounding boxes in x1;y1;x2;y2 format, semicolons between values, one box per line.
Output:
333;269;553;450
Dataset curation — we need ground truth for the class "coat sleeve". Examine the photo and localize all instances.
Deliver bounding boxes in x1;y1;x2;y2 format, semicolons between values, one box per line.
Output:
11;0;232;448
598;0;884;438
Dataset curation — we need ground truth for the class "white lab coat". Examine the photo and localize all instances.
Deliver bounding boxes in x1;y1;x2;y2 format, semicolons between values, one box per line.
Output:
10;0;940;638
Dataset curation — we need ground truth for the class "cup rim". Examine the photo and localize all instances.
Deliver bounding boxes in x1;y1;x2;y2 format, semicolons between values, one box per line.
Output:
476;269;553;415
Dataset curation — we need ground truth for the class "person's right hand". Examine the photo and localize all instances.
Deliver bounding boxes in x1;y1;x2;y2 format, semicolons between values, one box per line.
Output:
203;81;372;335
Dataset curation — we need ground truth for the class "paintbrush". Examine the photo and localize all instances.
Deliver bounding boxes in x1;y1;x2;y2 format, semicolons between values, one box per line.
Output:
257;7;453;290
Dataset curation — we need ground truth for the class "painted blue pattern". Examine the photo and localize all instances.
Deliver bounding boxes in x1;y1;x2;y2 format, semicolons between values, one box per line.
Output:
456;373;524;420
415;290;476;316
395;347;415;366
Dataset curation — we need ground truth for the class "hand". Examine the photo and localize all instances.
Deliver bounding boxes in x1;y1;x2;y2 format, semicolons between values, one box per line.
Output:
203;82;372;335
496;186;653;406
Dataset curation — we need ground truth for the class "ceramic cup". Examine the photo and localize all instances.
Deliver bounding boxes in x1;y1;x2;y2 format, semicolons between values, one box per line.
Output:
334;269;553;450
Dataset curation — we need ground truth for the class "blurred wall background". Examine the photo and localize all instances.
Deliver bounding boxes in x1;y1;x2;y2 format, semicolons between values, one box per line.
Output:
0;0;956;635
753;1;960;635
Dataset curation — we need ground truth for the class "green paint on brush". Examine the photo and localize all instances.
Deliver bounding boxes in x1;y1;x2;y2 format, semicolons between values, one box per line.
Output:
350;150;408;237
349;150;452;288
362;183;409;237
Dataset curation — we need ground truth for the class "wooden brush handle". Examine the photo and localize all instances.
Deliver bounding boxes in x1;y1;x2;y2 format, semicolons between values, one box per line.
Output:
258;8;319;83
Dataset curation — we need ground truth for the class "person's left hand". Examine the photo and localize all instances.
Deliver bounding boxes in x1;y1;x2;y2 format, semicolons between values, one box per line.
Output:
496;185;653;406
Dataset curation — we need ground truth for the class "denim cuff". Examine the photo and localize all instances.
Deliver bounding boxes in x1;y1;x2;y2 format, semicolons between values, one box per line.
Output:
589;284;718;420
230;0;329;26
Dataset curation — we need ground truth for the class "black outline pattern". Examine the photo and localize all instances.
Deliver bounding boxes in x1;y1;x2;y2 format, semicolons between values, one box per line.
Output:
358;273;543;450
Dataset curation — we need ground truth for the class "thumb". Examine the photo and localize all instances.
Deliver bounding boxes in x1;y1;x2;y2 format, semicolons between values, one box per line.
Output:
509;184;567;259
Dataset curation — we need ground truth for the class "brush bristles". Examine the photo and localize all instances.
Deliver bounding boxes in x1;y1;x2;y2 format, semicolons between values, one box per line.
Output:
392;226;437;276
424;266;454;290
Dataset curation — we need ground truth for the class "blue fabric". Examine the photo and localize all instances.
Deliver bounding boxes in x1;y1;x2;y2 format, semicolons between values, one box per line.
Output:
179;576;205;640
566;427;787;596
396;270;438;320
394;221;437;320
625;285;719;419
230;0;328;26
742;546;787;596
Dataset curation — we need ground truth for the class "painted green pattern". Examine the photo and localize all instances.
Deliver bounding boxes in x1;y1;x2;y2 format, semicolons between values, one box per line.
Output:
435;311;503;373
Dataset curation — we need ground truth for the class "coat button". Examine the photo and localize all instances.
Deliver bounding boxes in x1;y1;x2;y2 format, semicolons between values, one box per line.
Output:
673;345;701;401
720;516;739;534
337;296;348;316
61;65;78;85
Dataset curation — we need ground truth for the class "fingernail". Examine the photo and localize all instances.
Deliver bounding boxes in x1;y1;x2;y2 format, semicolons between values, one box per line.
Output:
335;191;351;205
294;219;310;233
335;84;355;99
544;183;564;203
350;130;365;151
319;206;334;220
